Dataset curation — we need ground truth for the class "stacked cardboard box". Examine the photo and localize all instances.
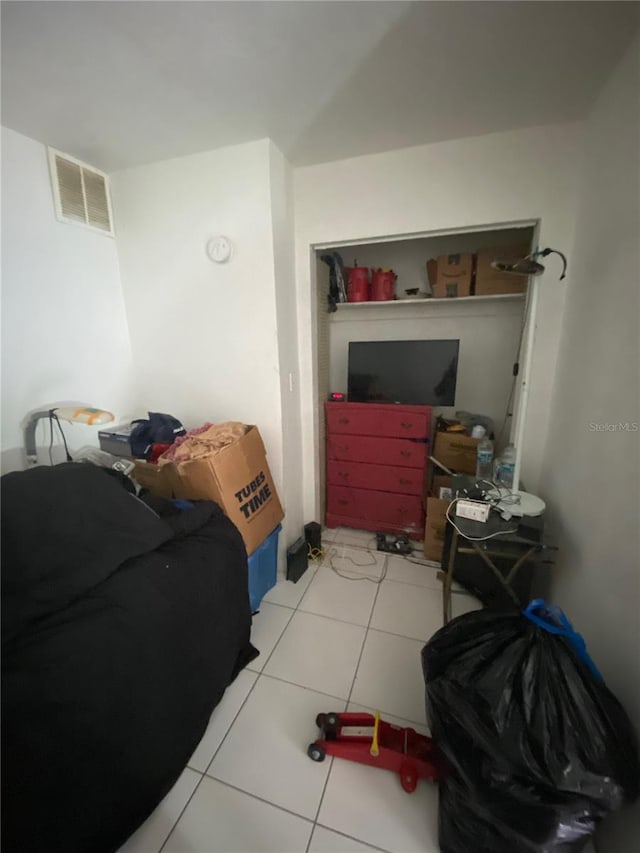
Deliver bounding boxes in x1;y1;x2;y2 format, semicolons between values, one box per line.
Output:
423;431;480;562
426;243;532;298
431;431;479;476
475;244;531;295
426;253;474;298
424;473;453;562
132;425;284;556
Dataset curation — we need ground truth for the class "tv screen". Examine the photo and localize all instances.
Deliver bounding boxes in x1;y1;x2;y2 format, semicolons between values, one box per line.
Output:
348;339;459;406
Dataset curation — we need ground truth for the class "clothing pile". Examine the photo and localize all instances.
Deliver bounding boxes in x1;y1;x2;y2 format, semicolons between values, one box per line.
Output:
129;412;186;461
159;421;248;464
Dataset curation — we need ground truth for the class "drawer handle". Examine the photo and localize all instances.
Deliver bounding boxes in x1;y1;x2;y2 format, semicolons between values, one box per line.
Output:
399;478;411;485
338;499;349;506
397;507;409;515
400;421;413;429
338;417;350;425
338;471;349;479
337;445;348;453
400;450;412;458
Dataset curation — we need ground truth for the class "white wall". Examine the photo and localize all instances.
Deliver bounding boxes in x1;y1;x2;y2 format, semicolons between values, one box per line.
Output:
294;122;583;519
328;299;524;445
110;139;286;508
0;126;137;472
268;142;305;554
541;40;640;852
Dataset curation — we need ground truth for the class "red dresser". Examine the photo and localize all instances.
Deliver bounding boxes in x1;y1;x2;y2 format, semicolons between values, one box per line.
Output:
325;402;431;539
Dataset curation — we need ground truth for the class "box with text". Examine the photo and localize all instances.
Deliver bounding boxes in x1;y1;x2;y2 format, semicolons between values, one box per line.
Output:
171;425;284;556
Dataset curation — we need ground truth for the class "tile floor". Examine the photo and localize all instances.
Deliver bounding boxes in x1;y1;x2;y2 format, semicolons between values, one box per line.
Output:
117;527;596;853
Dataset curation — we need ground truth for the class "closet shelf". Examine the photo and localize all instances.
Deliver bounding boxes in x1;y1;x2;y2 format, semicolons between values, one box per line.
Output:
333;293;526;309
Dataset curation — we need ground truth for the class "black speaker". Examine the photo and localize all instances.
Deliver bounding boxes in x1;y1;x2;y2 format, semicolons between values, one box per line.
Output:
304;521;322;553
286;537;308;583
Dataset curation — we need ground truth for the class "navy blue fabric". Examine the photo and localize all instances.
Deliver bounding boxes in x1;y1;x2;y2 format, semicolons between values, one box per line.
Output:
130;412;186;459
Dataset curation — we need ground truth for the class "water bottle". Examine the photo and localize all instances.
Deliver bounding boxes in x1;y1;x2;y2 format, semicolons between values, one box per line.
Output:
495;443;516;489
476;436;494;480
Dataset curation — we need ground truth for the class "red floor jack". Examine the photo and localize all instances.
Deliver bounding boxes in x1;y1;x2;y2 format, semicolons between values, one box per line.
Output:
307;711;440;793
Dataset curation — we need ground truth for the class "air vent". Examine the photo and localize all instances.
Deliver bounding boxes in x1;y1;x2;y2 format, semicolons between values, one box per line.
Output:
48;148;114;236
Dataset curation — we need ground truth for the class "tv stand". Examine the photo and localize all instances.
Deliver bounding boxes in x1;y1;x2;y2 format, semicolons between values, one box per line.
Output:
325;402;431;539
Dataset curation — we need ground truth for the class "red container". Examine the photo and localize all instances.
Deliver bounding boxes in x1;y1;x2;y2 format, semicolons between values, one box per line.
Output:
371;269;397;301
346;266;370;302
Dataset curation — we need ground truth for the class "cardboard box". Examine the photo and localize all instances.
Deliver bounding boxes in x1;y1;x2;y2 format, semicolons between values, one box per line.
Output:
132;460;176;499
170;425;284;556
475;244;531;295
426;259;438;293
433;431;479;475
423;497;449;562
433;253;474;298
431;474;453;501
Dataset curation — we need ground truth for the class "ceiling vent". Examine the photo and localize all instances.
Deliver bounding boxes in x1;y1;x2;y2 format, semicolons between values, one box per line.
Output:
48;148;114;236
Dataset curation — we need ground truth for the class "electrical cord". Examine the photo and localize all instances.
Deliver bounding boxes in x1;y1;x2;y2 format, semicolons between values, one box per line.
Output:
48;413;54;464
53;413;73;462
445;497;518;542
307;545;326;562
455;477;520;511
403;554;438;567
327;544;388;584
496;291;531;448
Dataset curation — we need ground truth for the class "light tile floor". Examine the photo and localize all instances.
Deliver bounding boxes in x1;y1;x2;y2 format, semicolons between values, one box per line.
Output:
117;527;596;853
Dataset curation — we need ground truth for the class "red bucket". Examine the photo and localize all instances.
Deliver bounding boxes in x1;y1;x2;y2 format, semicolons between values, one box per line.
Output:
346;266;370;302
371;269;397;301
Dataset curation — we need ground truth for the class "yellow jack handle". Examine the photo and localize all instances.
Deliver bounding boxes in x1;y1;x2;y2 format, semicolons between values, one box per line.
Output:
370;710;380;757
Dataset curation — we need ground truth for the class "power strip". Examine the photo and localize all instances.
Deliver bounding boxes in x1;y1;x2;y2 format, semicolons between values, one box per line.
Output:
456;499;490;523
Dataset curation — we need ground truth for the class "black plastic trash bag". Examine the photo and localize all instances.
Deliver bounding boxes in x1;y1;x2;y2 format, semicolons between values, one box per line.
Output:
422;600;640;853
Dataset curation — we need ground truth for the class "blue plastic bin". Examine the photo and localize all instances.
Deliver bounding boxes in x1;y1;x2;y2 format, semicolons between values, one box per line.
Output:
248;524;281;613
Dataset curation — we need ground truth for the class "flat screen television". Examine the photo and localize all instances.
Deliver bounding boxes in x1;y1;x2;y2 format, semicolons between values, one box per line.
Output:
348;339;459;406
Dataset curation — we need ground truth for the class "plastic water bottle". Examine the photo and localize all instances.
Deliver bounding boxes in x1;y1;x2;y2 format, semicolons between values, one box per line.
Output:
476;436;494;480
495;443;516;489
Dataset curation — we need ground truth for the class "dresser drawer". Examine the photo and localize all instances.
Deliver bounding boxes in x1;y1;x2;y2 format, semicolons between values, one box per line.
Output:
326;485;424;532
326;402;430;439
327;460;424;496
327;434;428;470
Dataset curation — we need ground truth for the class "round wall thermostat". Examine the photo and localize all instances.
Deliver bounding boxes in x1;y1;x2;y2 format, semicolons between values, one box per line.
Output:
206;235;232;263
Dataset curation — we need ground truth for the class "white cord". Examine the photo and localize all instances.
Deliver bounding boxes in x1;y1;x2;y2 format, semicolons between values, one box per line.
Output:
456;478;520;510
445;497;518;541
327;544;388;584
496;297;531;448
403;555;438;567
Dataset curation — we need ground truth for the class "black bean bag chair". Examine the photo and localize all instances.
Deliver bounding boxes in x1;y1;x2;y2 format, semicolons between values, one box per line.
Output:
2;463;257;853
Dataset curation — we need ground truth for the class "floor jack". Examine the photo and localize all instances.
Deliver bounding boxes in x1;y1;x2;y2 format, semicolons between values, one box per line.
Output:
307;711;440;793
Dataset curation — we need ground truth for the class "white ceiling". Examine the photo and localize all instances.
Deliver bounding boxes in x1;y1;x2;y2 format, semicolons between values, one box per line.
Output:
2;1;638;173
